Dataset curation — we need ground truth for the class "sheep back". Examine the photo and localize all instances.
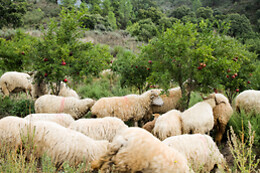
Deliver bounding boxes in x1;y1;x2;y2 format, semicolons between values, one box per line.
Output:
58;82;80;99
234;90;260;114
152;110;182;140
68;117;128;142
91;90;158;122
34;95;95;119
181;102;214;134
163;134;226;172
26;121;108;166
24;113;74;127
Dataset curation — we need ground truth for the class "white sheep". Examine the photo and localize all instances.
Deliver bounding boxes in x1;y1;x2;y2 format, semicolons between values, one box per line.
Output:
0;116;30;149
213;93;233;144
163;134;226;173
152;110;182;140
24;121;109;167
0;71;32;97
91;127;193;173
152;87;182;114
181;94;219;134
68;117;128;142
58;82;80;99
234;90;260;114
24;113;75;128
91;90;164;126
34;95;95;119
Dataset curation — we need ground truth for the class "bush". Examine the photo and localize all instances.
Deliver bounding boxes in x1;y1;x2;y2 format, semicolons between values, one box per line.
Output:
0;97;35;118
228;110;260;148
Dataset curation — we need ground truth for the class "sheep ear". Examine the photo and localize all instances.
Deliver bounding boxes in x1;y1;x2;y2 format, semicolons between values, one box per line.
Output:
200;93;207;100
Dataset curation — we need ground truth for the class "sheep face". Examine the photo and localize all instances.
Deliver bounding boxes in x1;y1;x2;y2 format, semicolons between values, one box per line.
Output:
151;91;164;106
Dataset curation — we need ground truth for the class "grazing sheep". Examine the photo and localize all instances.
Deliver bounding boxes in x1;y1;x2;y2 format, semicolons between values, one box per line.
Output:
91;90;164;126
24;113;75;128
24;121;108;167
213;93;233;144
68;117;128;142
91;127;193;173
152;87;182;114
31;80;50;99
181;94;220;134
234;90;260;114
152;110;182;140
163;134;226;173
35;95;95;119
0;116;30;149
0;71;32;97
58;82;80;99
142;114;160;133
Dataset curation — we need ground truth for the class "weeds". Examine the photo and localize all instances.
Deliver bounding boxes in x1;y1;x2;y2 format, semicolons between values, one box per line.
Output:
228;121;260;172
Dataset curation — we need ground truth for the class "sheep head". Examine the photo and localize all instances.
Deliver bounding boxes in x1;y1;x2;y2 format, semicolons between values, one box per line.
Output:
150;90;164;106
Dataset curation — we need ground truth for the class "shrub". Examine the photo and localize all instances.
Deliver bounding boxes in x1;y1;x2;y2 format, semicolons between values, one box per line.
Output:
0;97;35;118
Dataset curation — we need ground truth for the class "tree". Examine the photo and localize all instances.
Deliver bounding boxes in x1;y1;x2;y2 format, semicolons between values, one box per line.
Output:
192;0;202;12
118;0;133;29
140;20;256;109
0;0;28;29
33;8;111;95
107;11;117;30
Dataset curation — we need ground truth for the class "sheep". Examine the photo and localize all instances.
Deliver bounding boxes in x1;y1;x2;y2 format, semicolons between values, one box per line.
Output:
24;113;75;128
91;90;164;126
152;110;182;140
0;71;32;97
24;121;109;167
31;80;50;99
152;87;182;114
0;116;30;150
213;93;233;144
91;127;193;173
34;95;95;119
58;82;80;99
234;90;260;114
163;134;226;173
181;94;221;134
142;113;160;133
68;117;128;142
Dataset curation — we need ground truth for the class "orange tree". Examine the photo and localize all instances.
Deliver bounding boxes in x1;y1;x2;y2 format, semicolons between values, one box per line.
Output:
33;8;111;95
139;20;257;109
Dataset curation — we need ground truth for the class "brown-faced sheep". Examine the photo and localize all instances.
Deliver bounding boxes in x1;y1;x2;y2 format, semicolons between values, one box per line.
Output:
142;114;160;133
91;127;193;173
152;87;182;114
213;93;233;144
234;90;260;114
163;134;227;173
34;95;95;119
152;110;182;140
68;117;128;142
24;113;75;128
0;71;32;97
91;90;163;126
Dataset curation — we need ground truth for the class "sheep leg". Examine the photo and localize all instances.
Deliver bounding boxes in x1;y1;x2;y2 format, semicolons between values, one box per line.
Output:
134;121;138;127
215;123;226;145
1;83;10;98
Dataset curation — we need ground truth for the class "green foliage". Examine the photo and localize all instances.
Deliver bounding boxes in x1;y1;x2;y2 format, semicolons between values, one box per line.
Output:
191;0;202;12
107;11;117;30
111;48;151;93
196;7;213;19
169;5;193;19
118;0;133;29
0;30;37;72
0;0;28;29
249;60;260;90
225;13;254;39
127;18;158;42
23;8;45;29
137;7;164;25
0;97;35;118
78;75;132;99
140;20;256;109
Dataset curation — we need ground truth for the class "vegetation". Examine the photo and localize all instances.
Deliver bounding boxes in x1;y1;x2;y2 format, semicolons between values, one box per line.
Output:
0;0;260;172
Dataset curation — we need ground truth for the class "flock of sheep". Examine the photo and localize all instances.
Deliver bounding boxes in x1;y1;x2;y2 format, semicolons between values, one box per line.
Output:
0;71;259;173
